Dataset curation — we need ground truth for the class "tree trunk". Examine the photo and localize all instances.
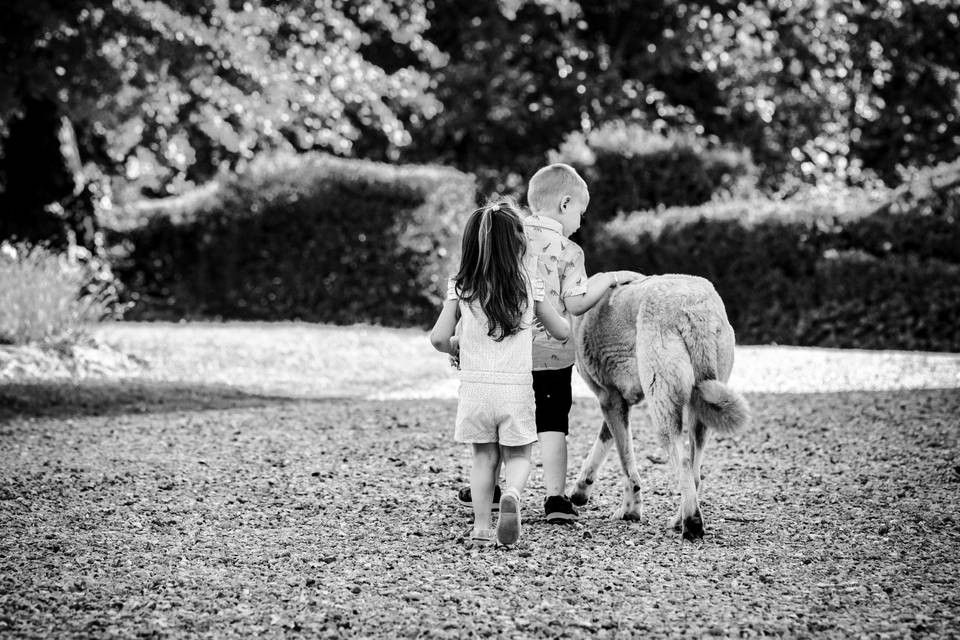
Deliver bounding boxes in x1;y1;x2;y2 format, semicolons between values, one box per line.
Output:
0;96;96;250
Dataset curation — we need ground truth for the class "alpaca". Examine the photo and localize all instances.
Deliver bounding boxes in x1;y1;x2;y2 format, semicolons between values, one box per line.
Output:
570;274;750;540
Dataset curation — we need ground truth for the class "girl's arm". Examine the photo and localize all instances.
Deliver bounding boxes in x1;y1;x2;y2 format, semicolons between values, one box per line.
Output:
535;299;570;341
429;299;460;354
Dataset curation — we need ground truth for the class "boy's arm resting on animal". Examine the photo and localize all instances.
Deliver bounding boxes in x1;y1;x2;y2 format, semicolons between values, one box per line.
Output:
534;299;571;340
612;270;646;285
565;271;648;316
563;273;617;316
429;299;459;354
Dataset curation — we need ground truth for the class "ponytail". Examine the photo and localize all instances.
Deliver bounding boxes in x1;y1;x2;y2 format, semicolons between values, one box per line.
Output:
477;206;494;283
454;200;528;341
476;203;505;302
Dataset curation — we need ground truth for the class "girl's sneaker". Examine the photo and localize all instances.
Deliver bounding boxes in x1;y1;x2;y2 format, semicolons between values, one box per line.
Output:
457;485;501;511
496;489;522;546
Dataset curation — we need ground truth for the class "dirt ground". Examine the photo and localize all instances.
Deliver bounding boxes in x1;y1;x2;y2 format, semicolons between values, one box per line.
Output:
1;325;959;637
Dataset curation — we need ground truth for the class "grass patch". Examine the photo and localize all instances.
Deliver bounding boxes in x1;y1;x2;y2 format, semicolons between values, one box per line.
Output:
0;242;117;345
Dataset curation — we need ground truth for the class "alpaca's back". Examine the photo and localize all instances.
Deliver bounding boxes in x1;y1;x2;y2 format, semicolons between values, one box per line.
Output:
575;274;735;403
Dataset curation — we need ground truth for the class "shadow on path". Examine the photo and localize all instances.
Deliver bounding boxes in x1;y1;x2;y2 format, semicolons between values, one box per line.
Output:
0;379;329;421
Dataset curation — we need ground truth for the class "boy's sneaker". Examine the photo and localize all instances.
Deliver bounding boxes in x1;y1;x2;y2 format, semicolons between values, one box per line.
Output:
457;485;502;511
544;495;579;523
496;489;522;546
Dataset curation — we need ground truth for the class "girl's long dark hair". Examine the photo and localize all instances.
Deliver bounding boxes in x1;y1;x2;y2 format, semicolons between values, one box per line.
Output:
454;200;529;341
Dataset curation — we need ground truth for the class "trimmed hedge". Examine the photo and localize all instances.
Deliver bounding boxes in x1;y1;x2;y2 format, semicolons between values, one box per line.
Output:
111;151;959;350
114;153;477;326
587;188;960;351
550;122;756;220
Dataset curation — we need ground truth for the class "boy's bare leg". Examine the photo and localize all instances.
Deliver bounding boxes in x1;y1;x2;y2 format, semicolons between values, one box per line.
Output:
471;443;500;533
538;431;568;496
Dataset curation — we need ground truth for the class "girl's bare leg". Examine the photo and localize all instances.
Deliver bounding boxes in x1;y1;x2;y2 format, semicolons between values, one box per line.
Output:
496;443;533;546
500;443;533;497
471;443;501;533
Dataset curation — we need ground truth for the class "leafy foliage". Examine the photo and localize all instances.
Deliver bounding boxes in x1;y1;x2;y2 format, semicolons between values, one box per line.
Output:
3;0;959;203
0;0;443;199
3;1;959;350
587;184;960;351
0;242;119;344
401;0;960;190
114;153;476;325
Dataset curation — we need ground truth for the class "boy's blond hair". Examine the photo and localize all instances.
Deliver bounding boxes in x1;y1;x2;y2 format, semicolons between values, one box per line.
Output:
527;163;589;214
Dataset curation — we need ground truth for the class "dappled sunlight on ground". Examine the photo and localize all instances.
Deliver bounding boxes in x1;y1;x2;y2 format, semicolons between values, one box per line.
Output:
82;322;960;401
372;346;960;399
727;346;960;393
93;321;451;399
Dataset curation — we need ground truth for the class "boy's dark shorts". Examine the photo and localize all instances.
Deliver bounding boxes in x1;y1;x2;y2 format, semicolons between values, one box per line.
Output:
532;366;573;434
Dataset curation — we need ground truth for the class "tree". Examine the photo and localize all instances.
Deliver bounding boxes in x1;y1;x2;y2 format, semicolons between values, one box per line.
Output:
0;0;443;207
401;0;960;190
399;0;590;193
847;0;960;184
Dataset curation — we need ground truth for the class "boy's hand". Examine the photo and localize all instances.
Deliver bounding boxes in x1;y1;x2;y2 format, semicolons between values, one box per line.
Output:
448;336;461;370
610;270;646;287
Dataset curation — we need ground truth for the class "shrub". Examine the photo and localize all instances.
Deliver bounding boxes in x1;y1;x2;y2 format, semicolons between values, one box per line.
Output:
587;186;960;351
114;153;477;326
0;242;119;345
549;122;756;220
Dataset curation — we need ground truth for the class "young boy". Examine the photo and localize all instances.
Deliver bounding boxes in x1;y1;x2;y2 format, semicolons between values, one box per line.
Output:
458;163;641;522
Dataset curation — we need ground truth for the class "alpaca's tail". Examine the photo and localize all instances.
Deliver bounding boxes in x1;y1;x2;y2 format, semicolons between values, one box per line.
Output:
690;379;750;433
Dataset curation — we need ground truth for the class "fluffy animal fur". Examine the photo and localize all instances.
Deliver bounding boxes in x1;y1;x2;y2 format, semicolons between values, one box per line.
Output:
571;274;750;540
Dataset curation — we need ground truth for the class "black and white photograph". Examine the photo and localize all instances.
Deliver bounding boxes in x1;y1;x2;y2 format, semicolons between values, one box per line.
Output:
1;0;959;637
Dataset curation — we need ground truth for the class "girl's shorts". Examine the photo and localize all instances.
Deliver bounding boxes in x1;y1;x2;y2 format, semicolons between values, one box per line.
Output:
455;381;537;447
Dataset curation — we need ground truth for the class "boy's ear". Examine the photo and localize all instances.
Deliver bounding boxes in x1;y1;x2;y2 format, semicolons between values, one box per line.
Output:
559;195;571;211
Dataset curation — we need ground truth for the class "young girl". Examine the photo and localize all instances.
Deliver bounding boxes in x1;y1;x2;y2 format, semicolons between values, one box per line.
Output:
430;200;570;547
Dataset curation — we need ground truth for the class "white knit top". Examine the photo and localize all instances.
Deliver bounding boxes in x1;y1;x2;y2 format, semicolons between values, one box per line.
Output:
447;273;544;386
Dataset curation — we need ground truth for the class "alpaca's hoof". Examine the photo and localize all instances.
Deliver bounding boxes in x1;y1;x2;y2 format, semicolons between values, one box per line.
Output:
613;506;643;521
669;514;682;532
570;490;589;507
681;511;705;541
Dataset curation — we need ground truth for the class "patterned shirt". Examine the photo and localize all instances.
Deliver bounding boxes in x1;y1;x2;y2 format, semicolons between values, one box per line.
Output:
522;214;589;370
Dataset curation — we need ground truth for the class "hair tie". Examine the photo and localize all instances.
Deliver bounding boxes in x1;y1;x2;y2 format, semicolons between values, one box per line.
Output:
489;203;501;212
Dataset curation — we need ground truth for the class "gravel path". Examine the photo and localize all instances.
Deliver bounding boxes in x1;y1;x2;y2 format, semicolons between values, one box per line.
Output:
1;323;959;637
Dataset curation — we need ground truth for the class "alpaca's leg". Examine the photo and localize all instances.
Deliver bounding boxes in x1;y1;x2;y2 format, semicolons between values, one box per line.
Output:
571;419;614;506
603;392;644;521
689;419;708;493
654;397;702;540
639;331;701;539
